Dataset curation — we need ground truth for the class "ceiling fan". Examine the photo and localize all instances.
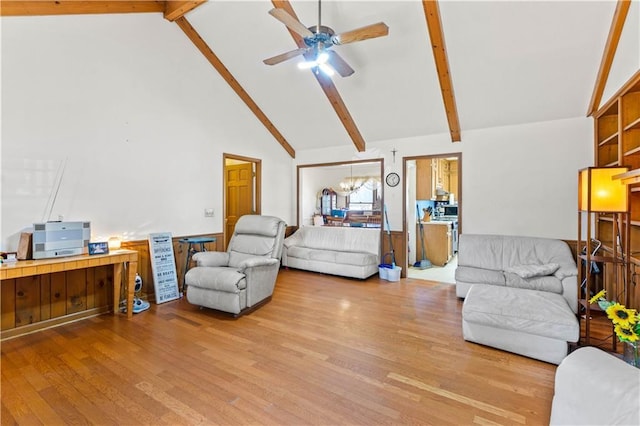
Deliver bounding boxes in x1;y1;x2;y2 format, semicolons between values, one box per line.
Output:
263;0;389;77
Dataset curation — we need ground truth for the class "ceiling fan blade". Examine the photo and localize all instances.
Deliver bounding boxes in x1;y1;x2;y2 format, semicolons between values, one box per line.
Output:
268;8;314;38
326;50;355;77
332;22;389;45
263;47;309;65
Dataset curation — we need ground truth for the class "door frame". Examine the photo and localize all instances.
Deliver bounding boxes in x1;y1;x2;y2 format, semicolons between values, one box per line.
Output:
223;153;261;250
402;152;462;274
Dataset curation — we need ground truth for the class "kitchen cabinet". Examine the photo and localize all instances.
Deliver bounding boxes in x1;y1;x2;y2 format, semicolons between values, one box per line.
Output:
416;158;459;201
416;159;433;200
437;159;449;192
449;161;458;200
416;221;452;267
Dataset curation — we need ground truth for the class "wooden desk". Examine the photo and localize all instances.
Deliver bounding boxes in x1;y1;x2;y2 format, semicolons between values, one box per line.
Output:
0;250;138;339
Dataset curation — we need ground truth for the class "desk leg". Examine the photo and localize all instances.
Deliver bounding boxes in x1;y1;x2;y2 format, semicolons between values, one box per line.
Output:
126;260;137;320
113;263;122;315
183;244;193;295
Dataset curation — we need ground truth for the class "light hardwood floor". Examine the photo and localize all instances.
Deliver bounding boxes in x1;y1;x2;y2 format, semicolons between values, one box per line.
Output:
1;269;558;425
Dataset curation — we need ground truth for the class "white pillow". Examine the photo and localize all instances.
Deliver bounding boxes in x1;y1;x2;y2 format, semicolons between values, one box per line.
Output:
505;263;560;278
505;272;563;294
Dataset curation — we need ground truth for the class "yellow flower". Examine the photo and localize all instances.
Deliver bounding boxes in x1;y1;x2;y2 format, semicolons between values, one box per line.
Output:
606;303;638;328
589;289;606;305
614;324;639;343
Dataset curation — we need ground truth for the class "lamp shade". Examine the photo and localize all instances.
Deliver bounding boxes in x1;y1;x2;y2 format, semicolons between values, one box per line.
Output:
578;167;629;212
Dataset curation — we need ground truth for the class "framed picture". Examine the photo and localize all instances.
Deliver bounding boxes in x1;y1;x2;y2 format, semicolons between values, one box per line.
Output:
88;242;109;255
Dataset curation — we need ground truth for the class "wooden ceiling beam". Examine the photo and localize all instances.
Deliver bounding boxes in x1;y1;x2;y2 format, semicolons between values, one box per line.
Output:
0;1;165;16
271;0;366;152
175;17;296;158
163;0;205;22
422;0;461;142
587;0;631;117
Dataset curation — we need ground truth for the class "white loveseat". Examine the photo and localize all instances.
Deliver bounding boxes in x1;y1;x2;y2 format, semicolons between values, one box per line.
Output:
456;234;578;312
282;226;380;279
457;234;580;364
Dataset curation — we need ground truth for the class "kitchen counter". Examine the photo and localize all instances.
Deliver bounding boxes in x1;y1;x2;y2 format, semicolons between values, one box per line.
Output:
416;221;454;266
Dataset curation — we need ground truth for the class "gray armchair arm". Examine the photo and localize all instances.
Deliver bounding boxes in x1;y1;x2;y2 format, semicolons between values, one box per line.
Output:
236;257;279;272
193;251;229;267
243;261;280;307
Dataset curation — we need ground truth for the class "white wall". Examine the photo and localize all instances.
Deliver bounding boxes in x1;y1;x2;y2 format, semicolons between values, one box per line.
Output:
296;117;593;241
1;14;293;251
603;0;640;102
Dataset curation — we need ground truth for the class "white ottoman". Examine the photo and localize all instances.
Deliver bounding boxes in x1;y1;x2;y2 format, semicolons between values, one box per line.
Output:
462;284;579;364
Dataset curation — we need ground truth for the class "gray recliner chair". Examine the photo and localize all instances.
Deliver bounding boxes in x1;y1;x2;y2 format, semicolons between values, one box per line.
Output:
185;215;286;316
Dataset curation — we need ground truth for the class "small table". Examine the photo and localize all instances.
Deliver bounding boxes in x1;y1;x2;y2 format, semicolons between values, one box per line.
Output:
179;237;216;291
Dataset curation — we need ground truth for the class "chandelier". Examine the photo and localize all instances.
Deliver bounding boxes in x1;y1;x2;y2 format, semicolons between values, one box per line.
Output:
336;166;366;195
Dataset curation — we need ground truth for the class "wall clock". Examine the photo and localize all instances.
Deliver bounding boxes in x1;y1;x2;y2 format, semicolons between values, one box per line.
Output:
385;172;400;187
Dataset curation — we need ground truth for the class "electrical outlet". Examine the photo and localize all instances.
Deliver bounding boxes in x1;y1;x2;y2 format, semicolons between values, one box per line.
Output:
204;208;214;217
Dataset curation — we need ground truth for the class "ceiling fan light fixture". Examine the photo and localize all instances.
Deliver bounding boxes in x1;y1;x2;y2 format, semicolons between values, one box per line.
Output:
297;51;334;76
264;1;389;77
297;60;316;70
317;51;329;64
319;63;335;76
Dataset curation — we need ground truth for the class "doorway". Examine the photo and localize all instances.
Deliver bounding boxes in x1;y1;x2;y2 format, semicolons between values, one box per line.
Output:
223;154;261;248
403;153;461;283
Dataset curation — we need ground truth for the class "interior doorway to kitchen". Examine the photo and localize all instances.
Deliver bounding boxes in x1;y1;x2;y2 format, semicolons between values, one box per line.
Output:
404;153;461;283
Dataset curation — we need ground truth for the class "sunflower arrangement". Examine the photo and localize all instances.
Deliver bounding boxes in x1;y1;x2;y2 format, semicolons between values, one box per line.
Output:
589;290;639;343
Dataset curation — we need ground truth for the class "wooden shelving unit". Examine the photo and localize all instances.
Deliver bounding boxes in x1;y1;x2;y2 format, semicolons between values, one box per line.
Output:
593;69;640;314
578;204;628;349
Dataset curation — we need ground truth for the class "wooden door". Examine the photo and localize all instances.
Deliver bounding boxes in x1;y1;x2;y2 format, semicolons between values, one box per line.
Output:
225;163;254;247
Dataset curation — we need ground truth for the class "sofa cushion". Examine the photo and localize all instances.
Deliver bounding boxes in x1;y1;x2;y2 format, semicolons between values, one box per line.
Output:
288;246;376;266
458;234;576;276
505;263;560;278
501;236;573;270
457;234;506;270
185;267;246;292
463;285;578;342
289;226;380;256
455;266;506;286
505;272;563;294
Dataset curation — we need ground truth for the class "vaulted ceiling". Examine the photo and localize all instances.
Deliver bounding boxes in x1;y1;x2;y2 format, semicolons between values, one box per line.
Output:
1;1;632;158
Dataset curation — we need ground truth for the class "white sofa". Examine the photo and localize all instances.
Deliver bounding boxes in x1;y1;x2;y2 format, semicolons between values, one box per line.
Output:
456;234;578;312
550;346;640;425
282;226;380;279
457;234;580;364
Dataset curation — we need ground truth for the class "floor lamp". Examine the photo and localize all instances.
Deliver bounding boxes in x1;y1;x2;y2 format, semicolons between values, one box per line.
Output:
578;166;629;347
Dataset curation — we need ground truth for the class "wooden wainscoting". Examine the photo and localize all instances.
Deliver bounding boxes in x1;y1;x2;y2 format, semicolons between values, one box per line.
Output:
121;233;222;303
285;225;298;238
381;230;406;278
1;266;113;338
0;234;221;339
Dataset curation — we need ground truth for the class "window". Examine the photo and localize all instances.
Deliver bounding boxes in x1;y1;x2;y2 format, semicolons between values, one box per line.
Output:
347;179;380;210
